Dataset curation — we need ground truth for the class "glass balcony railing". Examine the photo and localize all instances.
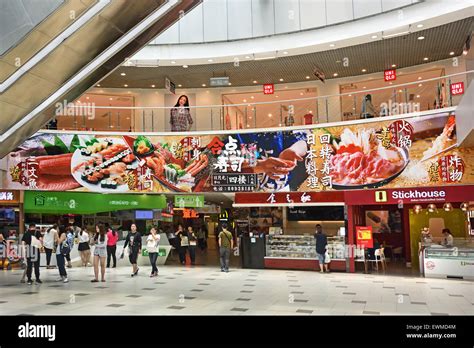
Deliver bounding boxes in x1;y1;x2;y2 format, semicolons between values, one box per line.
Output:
48;71;471;133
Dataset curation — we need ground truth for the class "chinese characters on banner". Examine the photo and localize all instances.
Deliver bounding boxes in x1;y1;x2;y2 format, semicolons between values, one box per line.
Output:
387;120;414;149
214;135;244;173
384;69;396;82
304;132;333;189
438;155;464;183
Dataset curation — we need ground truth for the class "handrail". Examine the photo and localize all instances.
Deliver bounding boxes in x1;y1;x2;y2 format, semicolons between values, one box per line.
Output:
88;70;473;110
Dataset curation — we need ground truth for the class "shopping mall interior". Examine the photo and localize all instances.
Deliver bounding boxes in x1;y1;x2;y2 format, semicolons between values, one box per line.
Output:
0;0;473;326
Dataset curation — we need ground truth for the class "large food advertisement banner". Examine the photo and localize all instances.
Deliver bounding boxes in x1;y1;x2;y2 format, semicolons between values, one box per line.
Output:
4;112;473;193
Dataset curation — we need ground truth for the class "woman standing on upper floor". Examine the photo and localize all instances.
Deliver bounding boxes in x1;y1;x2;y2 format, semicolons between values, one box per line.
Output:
170;95;193;131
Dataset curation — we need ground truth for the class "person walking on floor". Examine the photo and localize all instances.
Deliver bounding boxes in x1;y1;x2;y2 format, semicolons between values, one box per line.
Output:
22;223;43;285
122;224;142;277
106;223;118;268
78;227;91;267
314;224;329;273
187;226;197;266
196;225;207;251
55;226;69;283
91;224;108;283
218;223;233;273
146;226;160;277
65;226;75;268
175;224;188;265
43;224;57;269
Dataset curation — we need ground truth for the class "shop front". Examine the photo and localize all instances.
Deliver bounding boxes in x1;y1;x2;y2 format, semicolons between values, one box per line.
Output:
0;189;23;239
345;185;474;279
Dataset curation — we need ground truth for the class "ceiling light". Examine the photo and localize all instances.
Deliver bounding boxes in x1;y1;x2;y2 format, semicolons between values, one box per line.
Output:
416;24;423;28
418;83;423;87
245;56;251;59
416;95;420;98
283;51;288;54
418;76;422;80
124;84;128;87
329;44;335;48
171;61;176;64
423;57;429;61
427;204;437;213
361;69;367;72
306;76;310;79
96;84;101;87
348;94;352;97
279;78;284;82
151;84;156;88
268;113;272;117
275;95;279;98
414;205;422;214
391;64;396;68
178;84;182;87
398;89;403;93
109;98;113;101
371;35;378;39
202;84;206;87
253;80;257;84
208;59;213;62
333;73;338;77
182;65;189;68
250;96;254;99
450;51;455;55
443;203;453;212
389;82;393;85
254;56;276;61
417;36;425;40
228;83;232;86
460;202;469;211
243;99;247;102
120;72;126;76
300;92;304;96
363;86;367;89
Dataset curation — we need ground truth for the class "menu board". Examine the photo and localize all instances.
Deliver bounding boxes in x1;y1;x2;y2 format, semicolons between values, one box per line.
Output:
4;112;473;193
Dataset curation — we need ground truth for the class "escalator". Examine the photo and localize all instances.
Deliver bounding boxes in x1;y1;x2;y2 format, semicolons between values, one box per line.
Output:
0;0;201;158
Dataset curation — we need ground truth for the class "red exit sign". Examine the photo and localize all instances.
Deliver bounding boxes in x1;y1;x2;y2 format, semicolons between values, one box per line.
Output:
450;82;464;96
384;69;396;81
263;83;274;95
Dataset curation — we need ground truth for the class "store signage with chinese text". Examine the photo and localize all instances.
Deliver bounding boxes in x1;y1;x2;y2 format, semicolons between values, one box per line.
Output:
174;195;204;208
0;190;20;204
356;226;373;248
450;82;464;96
384;69;396;81
263;83;274;95
234;191;344;205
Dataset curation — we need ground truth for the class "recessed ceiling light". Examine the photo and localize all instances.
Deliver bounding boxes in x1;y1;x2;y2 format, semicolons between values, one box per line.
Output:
363;86;367;89
96;84;101;87
416;95;420;98
329;44;335;48
86;96;89;100
228;82;232;86
416;24;423;28
450;51;455;55
391;64;396;68
417;36;425;40
250;96;254;99
253;80;257;84
109;98;113;101
124;84;128;87
178;84;182;87
275;95;279;98
333;73;338;77
283;51;288;54
183;65;188;68
243;99;247;102
361;69;367;72
120;72;126;76
423;57;429;61
371;35;378;39
171;61;176;64
268;113;272;117
202;84;206;87
300;92;304;96
348;94;352;97
306;76;310;79
418;83;423;87
279;78;284;82
151;84;156;88
389;82;393;85
418;76;422;80
245;56;251;59
398;89;403;93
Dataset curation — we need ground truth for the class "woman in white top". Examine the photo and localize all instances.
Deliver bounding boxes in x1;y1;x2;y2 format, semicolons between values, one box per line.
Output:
78;228;91;267
91;224;108;283
147;226;160;277
43;224;57;269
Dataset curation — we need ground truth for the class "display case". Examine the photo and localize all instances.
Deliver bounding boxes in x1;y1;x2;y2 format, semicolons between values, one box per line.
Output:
266;234;345;260
423;246;474;280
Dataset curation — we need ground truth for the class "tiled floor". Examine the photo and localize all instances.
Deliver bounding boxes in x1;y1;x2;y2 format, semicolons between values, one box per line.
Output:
0;266;472;316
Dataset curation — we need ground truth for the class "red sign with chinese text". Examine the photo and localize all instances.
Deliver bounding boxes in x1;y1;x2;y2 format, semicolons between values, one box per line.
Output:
356;226;373;248
263;84;274;95
450;82;464;96
384;69;396;82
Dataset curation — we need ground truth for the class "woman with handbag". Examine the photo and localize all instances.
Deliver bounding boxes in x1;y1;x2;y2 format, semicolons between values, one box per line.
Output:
175;224;188;265
91;224;108;283
55;226;69;283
